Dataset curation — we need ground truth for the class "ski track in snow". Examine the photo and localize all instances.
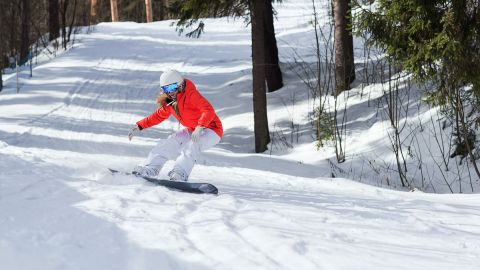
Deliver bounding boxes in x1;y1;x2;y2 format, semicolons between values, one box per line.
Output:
1;1;480;269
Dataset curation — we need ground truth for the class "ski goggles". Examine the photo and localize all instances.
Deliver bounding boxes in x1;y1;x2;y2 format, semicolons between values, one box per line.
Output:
161;82;179;93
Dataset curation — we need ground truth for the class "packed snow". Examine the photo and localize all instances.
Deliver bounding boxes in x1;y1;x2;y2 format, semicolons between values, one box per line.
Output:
1;1;480;269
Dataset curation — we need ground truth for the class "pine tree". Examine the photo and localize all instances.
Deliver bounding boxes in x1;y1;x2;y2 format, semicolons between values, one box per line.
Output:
171;0;283;92
357;0;480;177
357;0;480;100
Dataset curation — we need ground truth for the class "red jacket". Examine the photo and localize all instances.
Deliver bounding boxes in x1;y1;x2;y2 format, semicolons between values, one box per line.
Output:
136;79;223;137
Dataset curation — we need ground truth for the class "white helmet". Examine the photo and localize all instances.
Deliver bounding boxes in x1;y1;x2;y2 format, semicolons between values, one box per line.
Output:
160;69;184;88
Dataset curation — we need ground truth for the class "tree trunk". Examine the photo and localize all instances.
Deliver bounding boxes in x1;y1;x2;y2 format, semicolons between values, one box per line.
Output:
66;0;78;43
110;0;119;22
9;2;18;55
345;0;355;84
0;47;3;91
0;3;3;92
333;0;351;96
264;0;283;92
61;0;68;49
145;0;153;23
20;0;30;61
251;0;270;153
159;0;166;20
90;0;97;25
49;0;60;41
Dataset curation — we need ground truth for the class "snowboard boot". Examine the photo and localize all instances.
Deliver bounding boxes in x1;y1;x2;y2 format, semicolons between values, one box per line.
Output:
168;169;187;182
133;165;160;178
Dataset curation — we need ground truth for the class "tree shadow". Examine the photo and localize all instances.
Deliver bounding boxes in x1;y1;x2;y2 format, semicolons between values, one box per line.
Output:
0;152;212;270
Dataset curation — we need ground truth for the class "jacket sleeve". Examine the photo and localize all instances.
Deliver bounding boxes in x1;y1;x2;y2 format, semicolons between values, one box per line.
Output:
136;106;171;129
190;89;216;127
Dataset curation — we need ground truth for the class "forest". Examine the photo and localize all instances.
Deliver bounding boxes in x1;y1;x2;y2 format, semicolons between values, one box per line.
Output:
1;0;480;193
1;1;480;269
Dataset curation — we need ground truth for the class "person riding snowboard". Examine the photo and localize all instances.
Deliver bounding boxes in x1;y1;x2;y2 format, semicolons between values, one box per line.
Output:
128;69;223;181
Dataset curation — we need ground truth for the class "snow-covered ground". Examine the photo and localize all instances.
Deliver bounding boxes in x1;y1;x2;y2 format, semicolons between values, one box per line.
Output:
1;1;480;269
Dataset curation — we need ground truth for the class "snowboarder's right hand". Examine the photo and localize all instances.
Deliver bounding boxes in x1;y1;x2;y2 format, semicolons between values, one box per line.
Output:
128;125;141;141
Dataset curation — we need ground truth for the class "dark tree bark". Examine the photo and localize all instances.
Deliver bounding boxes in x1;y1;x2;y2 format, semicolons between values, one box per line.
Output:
264;0;283;92
10;3;17;51
345;0;355;84
61;0;68;49
90;0;98;25
0;49;3;91
0;3;3;92
251;0;270;153
49;0;60;41
66;0;78;43
333;0;354;95
159;0;166;20
20;0;30;61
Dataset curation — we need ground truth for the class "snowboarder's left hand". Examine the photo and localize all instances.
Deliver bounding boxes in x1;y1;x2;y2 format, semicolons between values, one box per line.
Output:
128;125;141;141
191;126;204;142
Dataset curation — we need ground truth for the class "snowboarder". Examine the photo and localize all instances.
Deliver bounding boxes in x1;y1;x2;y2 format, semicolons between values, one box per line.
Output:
128;69;223;181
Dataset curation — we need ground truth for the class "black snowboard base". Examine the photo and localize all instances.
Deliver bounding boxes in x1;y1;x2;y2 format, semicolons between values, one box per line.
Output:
108;168;218;195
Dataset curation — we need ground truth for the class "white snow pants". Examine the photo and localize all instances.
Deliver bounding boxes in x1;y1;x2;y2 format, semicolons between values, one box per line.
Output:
142;128;220;180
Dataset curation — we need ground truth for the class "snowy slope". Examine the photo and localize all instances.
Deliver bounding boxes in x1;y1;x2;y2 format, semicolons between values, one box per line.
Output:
1;1;480;269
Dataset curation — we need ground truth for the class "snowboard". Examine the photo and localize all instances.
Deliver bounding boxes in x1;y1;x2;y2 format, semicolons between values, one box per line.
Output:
108;168;218;195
